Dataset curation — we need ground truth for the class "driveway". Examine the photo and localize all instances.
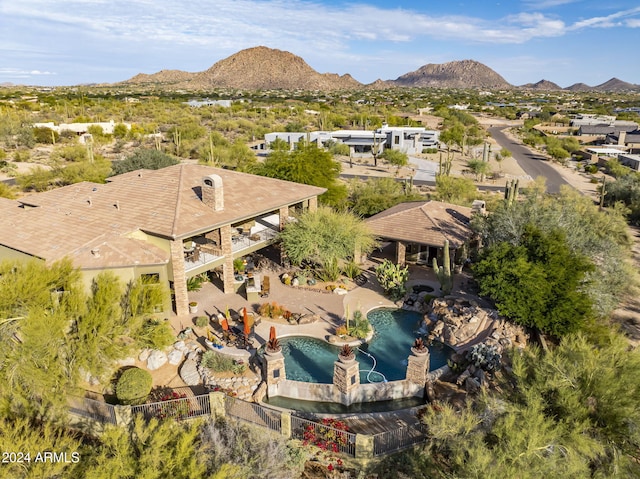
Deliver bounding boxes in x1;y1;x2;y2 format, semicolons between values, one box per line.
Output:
488;126;570;194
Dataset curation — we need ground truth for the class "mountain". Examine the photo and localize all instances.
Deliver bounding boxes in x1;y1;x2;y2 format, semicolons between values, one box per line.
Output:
520;79;562;90
118;47;637;92
391;59;511;89
592;78;639;92
565;82;592;92
123;69;195;85
123;46;360;91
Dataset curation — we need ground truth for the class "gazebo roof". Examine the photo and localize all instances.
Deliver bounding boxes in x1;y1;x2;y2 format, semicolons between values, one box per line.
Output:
365;200;473;248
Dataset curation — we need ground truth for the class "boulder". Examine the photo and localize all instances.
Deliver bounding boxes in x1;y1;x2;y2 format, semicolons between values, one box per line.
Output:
167;348;184;366
173;340;187;352
333;287;348;295
146;350;168;371
179;359;200;386
138;349;151;362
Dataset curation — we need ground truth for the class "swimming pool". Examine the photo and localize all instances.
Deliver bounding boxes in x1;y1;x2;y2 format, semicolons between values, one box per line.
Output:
277;308;452;384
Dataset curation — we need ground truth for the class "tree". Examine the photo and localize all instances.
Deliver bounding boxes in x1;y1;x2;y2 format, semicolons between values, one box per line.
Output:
473;224;594;336
466;159;492;182
278;206;376;274
434;175;477;204
110;149;179;176
348;177;422;217
381;149;408;172
257;142;346;206
474;187;632;317
79;416;208;479
495;147;512;171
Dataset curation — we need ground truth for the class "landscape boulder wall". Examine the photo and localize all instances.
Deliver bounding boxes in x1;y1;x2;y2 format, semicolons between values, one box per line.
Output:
427;296;528;353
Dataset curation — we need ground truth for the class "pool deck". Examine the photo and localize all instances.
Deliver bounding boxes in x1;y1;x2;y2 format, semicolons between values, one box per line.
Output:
177;256;446;350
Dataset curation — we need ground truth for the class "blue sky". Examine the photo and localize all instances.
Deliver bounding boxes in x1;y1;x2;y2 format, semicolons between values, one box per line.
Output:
0;0;639;87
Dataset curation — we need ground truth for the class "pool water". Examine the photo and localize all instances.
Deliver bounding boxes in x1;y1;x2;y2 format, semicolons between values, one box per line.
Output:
278;308;451;384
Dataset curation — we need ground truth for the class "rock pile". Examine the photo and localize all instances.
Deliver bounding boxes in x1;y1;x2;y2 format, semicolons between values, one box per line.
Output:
427;296;528;351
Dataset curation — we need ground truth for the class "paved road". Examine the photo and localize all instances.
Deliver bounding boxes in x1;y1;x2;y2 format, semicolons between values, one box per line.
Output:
488;126;569;194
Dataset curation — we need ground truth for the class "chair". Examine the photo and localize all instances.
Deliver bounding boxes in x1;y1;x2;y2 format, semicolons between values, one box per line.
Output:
260;275;270;298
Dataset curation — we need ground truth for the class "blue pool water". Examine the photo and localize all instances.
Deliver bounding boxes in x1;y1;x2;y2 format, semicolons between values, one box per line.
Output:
278;308;451;384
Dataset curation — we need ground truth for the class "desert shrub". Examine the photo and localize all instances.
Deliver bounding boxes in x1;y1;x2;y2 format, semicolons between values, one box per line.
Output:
136;319;174;350
259;302;285;318
201;351;246;374
335;325;348;336
341;260;360;280
116;368;152;405
195;316;208;328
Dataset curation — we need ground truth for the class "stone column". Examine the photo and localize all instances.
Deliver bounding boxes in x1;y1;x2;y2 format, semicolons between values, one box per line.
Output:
278;205;289;230
355;434;374;459
170;239;189;316
308;196;318;213
113;405;132;427
396;241;406;266
280;411;292;438
333;357;360;405
264;350;286;386
220;224;234;294
209;391;226;418
406;350;430;387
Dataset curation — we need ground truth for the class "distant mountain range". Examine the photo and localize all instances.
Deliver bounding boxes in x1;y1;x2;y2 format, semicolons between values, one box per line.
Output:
119;46;639;92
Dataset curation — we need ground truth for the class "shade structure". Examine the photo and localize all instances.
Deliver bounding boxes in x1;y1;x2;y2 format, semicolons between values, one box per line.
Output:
221;318;229;331
269;326;276;341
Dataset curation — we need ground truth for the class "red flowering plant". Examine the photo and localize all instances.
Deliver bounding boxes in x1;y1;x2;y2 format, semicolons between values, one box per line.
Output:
155;391;195;420
302;418;350;453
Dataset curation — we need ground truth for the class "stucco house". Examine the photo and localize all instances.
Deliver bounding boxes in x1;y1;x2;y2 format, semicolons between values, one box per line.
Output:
0;164;325;316
263;124;439;157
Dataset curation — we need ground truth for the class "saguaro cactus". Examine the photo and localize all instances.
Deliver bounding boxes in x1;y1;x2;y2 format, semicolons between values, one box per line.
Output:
504;179;519;205
433;240;452;295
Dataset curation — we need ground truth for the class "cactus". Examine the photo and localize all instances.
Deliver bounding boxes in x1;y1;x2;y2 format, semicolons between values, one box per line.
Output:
433;240;452;295
599;176;606;210
504;179;520;205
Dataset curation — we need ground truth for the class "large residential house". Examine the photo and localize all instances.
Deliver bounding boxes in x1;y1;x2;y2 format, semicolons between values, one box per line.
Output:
0;164;325;316
263;124;439;157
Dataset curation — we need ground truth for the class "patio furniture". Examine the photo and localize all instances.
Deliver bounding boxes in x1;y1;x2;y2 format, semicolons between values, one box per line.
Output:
260;275;270;298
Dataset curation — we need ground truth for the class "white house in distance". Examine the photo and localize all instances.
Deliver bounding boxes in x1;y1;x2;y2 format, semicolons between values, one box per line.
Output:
33;120;131;135
263;124;440;157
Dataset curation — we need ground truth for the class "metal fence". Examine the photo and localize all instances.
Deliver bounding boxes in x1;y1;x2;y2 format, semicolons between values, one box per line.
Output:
130;393;211;421
291;416;356;457
68;396;117;425
373;423;427;456
224;395;282;433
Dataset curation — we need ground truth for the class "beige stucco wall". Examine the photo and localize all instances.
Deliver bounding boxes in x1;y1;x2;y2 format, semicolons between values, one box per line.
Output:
0;245;38;262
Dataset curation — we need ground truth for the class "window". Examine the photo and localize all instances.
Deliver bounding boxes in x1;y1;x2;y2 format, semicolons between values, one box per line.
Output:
273;369;280;378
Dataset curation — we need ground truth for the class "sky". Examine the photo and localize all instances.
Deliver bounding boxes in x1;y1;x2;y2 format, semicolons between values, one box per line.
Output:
0;0;639;88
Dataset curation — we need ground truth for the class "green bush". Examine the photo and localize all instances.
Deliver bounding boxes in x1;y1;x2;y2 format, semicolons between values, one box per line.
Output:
136;319;174;350
200;351;245;374
116;368;152;405
195;316;208;328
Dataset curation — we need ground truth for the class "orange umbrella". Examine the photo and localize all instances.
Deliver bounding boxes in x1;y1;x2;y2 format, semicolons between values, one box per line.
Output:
221;318;229;331
243;308;251;336
269;326;276;341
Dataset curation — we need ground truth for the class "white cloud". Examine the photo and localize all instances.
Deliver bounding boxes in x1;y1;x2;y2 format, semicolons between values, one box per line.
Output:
626;18;640;27
569;7;640;30
0;68;56;78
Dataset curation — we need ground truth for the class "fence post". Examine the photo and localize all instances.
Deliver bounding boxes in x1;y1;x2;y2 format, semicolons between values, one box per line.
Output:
113;405;132;427
280;411;292;438
209;391;226;418
355;433;374;459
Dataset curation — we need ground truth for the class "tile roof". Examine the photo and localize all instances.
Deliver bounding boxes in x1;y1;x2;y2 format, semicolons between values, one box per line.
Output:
365;200;473;248
0;164;326;268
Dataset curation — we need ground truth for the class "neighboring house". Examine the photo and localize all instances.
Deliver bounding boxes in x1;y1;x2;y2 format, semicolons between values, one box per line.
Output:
32;120;131;135
618;153;640;171
365;200;475;268
263;124;440;156
606;130;640;153
185;99;233;108
0;164;325;316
